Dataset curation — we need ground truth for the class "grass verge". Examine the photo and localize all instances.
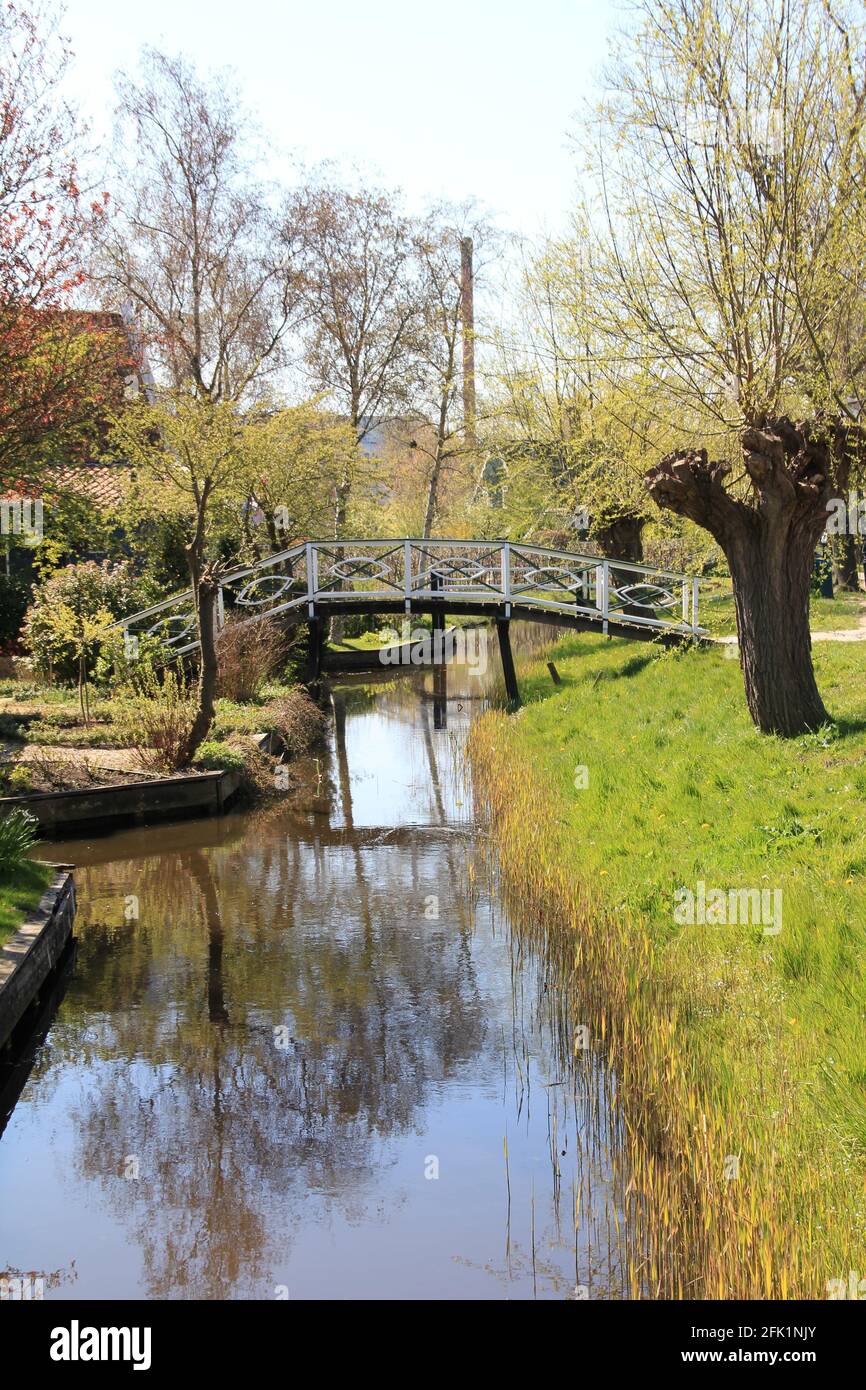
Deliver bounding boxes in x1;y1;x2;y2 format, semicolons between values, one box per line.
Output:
0;860;52;948
700;576;865;636
468;632;866;1298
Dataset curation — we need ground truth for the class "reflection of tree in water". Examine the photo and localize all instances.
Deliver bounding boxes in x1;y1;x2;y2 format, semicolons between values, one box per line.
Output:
57;788;488;1297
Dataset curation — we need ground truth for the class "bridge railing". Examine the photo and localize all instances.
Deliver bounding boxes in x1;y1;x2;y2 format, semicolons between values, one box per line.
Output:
115;538;703;656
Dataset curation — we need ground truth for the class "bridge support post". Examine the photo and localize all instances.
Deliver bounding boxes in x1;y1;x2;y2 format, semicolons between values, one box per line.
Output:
430;570;446;663
496;618;520;710
305;615;326;684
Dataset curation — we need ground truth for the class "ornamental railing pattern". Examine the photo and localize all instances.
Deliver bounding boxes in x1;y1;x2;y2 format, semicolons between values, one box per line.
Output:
115;539;704;657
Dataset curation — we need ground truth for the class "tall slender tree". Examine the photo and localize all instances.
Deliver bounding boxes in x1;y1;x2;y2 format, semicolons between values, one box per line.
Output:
101;49;303;756
287;182;419;534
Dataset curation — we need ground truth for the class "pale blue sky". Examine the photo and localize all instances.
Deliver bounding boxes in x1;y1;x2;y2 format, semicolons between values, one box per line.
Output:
60;0;618;238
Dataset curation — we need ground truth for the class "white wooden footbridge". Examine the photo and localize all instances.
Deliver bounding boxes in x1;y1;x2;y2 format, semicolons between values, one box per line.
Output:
117;538;705;700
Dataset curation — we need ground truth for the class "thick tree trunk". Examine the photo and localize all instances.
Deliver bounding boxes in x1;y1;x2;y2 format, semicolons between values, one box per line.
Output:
727;525;828;736
594;515;645;562
594;514;646;618
645;418;865;738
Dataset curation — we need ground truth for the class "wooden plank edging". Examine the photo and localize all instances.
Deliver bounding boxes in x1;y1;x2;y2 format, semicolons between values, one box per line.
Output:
0;768;242;832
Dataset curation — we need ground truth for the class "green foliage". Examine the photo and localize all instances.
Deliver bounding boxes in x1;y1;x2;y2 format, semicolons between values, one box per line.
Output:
112;665;199;774
191;740;247;772
0;764;34;795
29;491;117;579
23;561;149;684
471;634;866;1293
0;571;33;647
0;808;39;867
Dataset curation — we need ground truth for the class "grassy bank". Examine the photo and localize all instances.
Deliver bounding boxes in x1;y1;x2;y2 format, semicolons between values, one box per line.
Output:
0;860;52;947
468;633;866;1298
700;576;865;636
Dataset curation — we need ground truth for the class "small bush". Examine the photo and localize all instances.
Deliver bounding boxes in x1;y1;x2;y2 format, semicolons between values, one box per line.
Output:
264;686;327;756
0;808;39;867
192;741;247;772
216;615;287;704
0;573;32;648
113;667;199;774
3;764;34;794
23;561;151;685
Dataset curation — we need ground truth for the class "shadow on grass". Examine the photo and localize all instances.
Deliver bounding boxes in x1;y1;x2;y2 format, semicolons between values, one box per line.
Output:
593;652;657;682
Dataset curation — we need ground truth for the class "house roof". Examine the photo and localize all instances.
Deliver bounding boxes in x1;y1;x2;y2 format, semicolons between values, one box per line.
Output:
1;304;151;511
47;463;131;509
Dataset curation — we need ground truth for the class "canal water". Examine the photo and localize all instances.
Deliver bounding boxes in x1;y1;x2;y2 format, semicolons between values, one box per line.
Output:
0;644;629;1300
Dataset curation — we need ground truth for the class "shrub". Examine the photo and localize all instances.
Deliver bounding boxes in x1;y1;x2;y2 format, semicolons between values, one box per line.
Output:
0;572;32;648
1;764;34;795
23;561;151;684
112;666;199;774
216;615;287;703
0;808;39;867
192;740;247;772
264;686;327;756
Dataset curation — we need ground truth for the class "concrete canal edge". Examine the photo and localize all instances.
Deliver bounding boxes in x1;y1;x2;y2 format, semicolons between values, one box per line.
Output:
0;867;76;1050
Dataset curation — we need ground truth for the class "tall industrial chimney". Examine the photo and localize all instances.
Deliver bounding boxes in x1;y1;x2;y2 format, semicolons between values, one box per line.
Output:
460;236;477;451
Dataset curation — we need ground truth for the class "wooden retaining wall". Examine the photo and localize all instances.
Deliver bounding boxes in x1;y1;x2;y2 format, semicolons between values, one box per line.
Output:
0;768;242;835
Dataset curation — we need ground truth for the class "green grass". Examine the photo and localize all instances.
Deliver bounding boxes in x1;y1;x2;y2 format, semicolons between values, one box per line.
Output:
700;575;865;636
0;860;52;947
326;630;395;653
0;685;301;747
469;632;866;1296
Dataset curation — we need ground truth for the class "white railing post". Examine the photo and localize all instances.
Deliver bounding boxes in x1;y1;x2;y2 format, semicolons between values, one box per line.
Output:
682;580;689;627
216;586;225;632
404;538;412;612
595;562;609;633
306;542;316;617
692;576;700;637
502;541;511;617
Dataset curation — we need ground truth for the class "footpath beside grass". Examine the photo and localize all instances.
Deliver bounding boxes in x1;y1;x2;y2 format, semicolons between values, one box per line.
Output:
469;632;866;1298
0;860;52;947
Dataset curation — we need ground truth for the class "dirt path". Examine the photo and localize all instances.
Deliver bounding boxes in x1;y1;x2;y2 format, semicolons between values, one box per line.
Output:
715;596;866;646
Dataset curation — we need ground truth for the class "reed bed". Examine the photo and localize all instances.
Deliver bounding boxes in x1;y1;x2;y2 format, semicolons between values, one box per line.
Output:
468;633;866;1299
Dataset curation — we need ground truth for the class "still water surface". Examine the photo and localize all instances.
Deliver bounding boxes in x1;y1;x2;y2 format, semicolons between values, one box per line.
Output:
1;657;627;1299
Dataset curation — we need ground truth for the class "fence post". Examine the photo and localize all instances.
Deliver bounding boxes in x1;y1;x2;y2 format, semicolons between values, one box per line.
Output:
306;542;316;618
596;562;609;634
404;539;412;612
502;541;511;617
692;576;700;638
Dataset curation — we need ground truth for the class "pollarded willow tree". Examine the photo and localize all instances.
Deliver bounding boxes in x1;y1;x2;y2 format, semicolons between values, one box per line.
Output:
584;0;866;734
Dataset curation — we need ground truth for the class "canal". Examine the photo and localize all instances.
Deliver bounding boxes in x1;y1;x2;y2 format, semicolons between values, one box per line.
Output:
0;641;629;1299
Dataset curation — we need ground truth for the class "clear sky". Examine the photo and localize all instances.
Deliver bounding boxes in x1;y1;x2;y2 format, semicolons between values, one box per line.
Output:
59;0;617;239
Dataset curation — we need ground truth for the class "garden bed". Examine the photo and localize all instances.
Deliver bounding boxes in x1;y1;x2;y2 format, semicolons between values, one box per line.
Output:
0;766;243;834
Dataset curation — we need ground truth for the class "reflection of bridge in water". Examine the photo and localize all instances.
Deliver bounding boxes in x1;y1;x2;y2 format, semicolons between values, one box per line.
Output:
117;538;705;706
